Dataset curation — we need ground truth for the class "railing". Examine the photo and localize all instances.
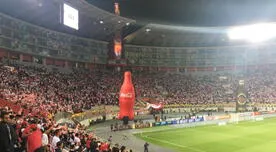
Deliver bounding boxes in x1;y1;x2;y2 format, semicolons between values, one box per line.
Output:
70;105;119;123
54;112;73;122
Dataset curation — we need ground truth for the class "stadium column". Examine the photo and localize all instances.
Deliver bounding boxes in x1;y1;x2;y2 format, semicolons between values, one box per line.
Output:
113;2;122;59
42;58;46;65
85;62;89;69
32;57;36;63
7;51;10;60
19;54;23;62
65;61;68;68
236;80;248;112
107;1;125;71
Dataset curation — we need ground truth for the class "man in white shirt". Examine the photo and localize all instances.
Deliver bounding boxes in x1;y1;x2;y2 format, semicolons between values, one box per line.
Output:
52;129;61;150
74;133;81;149
42;132;49;146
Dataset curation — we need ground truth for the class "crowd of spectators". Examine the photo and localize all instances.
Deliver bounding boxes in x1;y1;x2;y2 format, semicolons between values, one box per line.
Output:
0;105;132;152
0;61;122;115
135;70;276;107
1;60;276;114
1;59;276;152
3;3;276;152
246;70;276;105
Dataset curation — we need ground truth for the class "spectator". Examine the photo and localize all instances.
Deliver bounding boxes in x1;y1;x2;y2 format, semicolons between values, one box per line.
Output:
51;129;61;150
120;146;126;152
55;141;63;152
74;133;81;150
0;111;18;152
111;143;120;152
108;136;112;143
41;127;49;147
144;142;149;152
85;135;92;151
90;138;98;152
22;122;42;152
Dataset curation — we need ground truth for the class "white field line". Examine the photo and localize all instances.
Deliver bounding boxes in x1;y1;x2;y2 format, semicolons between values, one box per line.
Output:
141;134;206;152
134;119;276;151
134;119;276;135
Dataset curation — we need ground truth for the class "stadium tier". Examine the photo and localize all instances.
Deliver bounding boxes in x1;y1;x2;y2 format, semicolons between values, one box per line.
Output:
2;13;276;71
2;1;276;152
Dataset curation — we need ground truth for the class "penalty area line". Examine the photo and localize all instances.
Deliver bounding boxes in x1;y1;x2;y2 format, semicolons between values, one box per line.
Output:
141;134;206;152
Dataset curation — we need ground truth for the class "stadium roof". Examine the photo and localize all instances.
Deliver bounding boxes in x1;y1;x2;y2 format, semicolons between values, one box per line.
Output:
124;23;276;47
0;0;135;41
89;0;276;27
124;24;230;47
2;0;276;47
88;0;276;47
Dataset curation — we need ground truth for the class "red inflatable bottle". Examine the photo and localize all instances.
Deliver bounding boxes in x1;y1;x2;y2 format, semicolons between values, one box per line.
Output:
118;71;135;120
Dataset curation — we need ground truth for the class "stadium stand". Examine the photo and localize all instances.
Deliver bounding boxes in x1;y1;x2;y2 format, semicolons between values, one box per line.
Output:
0;0;135;41
2;1;276;152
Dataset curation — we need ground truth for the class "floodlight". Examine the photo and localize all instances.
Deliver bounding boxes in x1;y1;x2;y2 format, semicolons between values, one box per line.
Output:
228;23;276;43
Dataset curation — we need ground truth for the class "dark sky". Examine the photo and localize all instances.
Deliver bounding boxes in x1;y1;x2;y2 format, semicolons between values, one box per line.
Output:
87;0;276;26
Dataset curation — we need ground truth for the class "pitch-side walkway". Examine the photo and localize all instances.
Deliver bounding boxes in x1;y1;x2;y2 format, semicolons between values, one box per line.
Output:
93;121;174;152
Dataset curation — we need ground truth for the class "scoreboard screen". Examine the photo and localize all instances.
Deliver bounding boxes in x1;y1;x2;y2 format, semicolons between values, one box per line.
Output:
63;3;79;30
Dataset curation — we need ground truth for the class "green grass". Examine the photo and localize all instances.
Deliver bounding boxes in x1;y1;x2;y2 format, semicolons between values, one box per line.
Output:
135;118;276;152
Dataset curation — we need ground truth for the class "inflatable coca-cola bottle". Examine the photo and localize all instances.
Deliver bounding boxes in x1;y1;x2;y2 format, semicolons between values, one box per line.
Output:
118;71;135;121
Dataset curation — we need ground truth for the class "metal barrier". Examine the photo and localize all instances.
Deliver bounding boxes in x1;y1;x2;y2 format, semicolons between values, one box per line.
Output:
71;105;119;122
54;112;73;122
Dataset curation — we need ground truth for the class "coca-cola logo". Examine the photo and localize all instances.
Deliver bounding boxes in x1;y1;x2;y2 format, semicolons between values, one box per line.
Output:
120;93;133;98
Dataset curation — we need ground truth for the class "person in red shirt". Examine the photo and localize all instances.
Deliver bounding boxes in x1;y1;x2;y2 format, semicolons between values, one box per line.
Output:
85;135;91;150
23;123;42;152
99;142;109;152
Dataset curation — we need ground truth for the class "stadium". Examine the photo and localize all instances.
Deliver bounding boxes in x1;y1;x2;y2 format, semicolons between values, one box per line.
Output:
1;0;276;152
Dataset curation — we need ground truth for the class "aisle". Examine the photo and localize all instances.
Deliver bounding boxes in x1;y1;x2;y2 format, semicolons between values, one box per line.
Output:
92;120;174;152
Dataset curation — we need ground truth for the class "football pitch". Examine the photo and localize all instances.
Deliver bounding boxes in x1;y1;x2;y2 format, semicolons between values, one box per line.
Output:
135;117;276;152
